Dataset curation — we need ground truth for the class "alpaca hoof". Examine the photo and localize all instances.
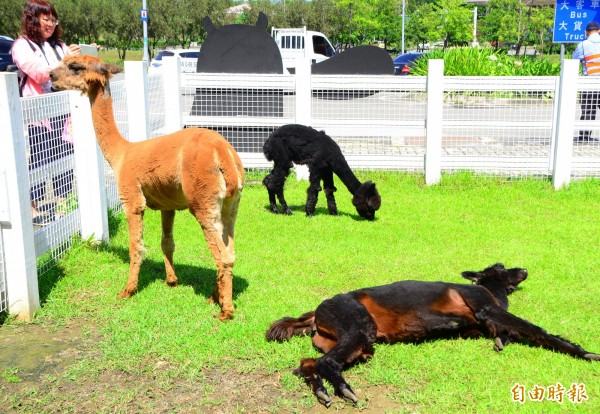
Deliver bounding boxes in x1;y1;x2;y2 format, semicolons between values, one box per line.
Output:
270;207;280;214
316;389;332;407
494;337;504;352
283;208;292;215
338;385;359;404
216;310;234;321
117;290;135;299
584;353;600;361
166;279;178;287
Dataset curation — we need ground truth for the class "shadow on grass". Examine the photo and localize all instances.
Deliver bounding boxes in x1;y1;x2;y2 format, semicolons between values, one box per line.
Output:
262;203;361;220
31;210;248;319
103;210;249;300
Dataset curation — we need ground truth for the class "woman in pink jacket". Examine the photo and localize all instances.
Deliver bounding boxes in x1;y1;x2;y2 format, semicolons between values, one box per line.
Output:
12;0;80;225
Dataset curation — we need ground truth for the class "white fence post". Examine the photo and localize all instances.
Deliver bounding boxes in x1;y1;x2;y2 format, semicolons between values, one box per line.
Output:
294;59;312;181
69;91;109;242
552;59;579;189
125;61;151;142
425;59;444;185
0;73;39;321
163;56;183;133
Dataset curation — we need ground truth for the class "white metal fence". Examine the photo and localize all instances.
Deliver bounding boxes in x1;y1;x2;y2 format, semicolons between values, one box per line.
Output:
1;58;599;319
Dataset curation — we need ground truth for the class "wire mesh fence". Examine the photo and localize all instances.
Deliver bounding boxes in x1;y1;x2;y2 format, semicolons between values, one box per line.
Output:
148;74;166;138
440;77;557;177
20;93;81;276
105;79;129;214
181;72;295;156
176;71;600;178
311;75;427;171
573;76;600;179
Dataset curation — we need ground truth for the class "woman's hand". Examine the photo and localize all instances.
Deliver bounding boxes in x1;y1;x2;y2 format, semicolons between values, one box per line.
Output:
67;44;81;55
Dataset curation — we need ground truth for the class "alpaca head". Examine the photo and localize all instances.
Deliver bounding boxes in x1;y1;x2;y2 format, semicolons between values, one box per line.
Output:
352;181;381;220
50;55;122;96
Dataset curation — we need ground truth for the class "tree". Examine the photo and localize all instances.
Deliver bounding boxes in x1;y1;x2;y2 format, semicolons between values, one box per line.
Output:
479;0;522;49
103;0;142;60
54;0;108;45
0;0;23;40
528;6;554;55
436;0;473;48
405;2;440;50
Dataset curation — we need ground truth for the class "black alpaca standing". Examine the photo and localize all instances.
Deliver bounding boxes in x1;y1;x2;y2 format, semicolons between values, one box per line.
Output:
262;124;381;220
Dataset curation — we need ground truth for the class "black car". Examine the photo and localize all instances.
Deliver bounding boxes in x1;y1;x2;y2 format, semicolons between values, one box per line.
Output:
393;52;425;76
0;37;15;71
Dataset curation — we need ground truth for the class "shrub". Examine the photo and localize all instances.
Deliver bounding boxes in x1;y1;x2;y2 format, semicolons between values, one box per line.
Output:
410;47;561;76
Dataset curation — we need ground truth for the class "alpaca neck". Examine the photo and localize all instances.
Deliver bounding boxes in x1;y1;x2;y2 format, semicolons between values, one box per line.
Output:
333;161;362;194
482;281;509;310
88;82;129;168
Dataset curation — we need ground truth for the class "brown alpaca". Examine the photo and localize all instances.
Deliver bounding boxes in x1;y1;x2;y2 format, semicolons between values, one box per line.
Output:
50;55;244;320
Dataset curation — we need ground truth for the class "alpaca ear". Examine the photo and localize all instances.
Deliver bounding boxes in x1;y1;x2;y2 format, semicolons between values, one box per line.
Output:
462;271;483;283
104;63;123;75
364;181;381;205
256;12;268;30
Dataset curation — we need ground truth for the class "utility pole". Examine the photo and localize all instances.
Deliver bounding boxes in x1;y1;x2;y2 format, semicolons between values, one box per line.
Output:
472;7;479;47
141;0;149;62
401;0;406;54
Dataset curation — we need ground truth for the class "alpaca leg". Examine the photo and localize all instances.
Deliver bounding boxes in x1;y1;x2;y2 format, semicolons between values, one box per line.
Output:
294;295;377;405
305;171;322;217
218;193;242;306
314;299;377;404
295;329;375;406
294;358;333;407
263;173;280;213
161;210;178;287
475;306;600;360
191;204;236;321
263;166;291;214
322;171;338;216
119;208;145;299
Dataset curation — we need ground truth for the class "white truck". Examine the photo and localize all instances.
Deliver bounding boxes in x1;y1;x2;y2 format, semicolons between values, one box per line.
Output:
271;26;336;73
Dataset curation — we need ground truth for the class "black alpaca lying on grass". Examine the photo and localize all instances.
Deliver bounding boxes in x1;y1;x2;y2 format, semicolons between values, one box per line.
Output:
266;264;600;407
262;124;381;220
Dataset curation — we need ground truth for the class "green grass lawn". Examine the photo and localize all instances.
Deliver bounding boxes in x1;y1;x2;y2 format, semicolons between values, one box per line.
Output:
15;172;600;411
98;49;144;66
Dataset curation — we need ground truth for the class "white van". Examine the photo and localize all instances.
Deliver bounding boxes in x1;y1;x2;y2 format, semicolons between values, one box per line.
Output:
271;27;336;73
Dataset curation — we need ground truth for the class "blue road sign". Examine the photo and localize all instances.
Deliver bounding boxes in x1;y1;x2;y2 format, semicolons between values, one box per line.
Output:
140;8;148;22
554;0;600;43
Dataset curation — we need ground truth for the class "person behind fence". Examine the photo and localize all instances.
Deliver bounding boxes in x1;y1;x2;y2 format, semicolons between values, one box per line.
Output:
572;20;600;143
11;0;81;225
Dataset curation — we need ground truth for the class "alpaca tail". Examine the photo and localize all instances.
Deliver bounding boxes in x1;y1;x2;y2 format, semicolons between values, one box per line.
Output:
266;311;315;342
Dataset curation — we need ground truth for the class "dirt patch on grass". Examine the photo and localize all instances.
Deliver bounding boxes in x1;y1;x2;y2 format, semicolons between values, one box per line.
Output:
0;320;403;413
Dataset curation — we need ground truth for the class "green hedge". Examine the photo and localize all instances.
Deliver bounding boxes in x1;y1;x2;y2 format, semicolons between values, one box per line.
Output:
411;48;562;76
